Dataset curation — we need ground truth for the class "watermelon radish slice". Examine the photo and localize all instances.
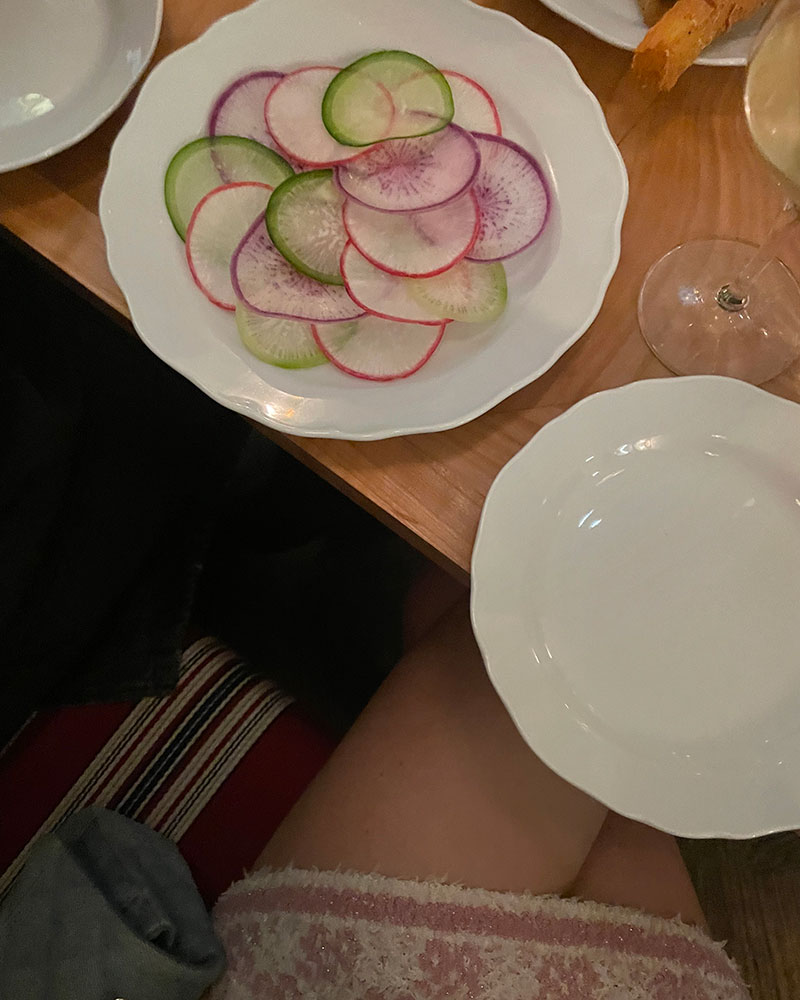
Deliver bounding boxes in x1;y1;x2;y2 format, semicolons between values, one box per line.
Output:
410;258;507;323
232;217;365;322
208;70;284;149
340;241;443;324
266;170;346;285
342;190;479;278
443;71;502;135
313;315;445;381
468;133;550;262
185;182;273;310
322;50;452;146
236;301;354;368
165;137;292;240
335;125;480;213
266;67;387;167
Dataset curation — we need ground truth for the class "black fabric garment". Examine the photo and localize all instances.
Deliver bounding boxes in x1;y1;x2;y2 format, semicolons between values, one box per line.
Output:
0;240;248;745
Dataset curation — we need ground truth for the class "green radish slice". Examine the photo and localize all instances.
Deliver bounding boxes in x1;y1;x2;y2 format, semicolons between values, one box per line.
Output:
409;259;508;323
322;50;453;146
266;170;347;285
342;190;479;278
265;66;383;167
165;136;292;240
340;241;443;325
185;182;273;310
232;217;365;323
443;71;502;135
334;125;479;213
313;316;446;381
236;301;354;368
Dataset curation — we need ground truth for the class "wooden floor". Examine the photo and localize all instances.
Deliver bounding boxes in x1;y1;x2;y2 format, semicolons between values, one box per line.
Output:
681;834;800;999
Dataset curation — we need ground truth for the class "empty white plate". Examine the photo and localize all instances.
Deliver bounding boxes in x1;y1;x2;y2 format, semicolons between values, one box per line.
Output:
472;377;800;838
0;0;162;172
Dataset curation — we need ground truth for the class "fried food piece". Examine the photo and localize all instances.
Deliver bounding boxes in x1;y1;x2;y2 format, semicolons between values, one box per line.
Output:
636;0;675;27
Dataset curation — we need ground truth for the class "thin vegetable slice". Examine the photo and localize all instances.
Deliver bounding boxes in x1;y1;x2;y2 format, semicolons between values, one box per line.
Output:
443;71;502;135
409;258;508;323
165;137;292;240
322;50;452;146
208;70;284;149
232;217;365;322
342;190;479;277
340;241;443;324
185;182;273;310
236;301;353;368
266;67;384;167
335;125;480;213
266;170;347;285
313;316;445;381
468;133;550;262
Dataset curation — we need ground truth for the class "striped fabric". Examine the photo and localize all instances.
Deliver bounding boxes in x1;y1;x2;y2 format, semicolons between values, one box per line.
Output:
0;638;294;903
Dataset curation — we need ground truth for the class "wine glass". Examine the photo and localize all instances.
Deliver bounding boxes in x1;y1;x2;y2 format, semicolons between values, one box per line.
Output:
638;0;800;385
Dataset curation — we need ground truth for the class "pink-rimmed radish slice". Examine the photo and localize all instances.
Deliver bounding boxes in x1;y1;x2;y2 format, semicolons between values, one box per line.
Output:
185;182;273;310
443;71;502;135
335;125;480;213
342;190;479;278
232;217;365;323
468;133;550;262
208;70;284;149
266;67;388;167
410;258;507;323
340;241;444;324
313;315;445;381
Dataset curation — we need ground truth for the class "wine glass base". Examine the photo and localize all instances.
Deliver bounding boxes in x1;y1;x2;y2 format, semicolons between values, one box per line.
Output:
638;238;800;385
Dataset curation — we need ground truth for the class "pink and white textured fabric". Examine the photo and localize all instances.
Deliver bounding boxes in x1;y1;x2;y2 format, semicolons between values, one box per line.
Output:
210;867;750;999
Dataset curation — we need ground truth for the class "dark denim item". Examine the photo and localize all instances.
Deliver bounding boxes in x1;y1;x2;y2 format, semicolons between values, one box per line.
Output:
0;807;225;999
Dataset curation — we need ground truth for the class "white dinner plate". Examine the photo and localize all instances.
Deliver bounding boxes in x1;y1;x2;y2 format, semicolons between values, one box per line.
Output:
471;377;800;839
0;0;163;172
100;0;627;441
537;0;767;64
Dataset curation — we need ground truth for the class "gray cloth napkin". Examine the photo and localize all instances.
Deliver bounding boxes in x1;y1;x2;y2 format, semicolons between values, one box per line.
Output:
0;807;225;1000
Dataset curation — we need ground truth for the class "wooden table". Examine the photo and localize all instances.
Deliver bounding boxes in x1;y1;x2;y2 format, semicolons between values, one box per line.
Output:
2;0;798;584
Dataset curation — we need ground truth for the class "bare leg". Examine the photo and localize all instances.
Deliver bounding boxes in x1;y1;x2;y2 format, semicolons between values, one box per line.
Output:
258;599;608;895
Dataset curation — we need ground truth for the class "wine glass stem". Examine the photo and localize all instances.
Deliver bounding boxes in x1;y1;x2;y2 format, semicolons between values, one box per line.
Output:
716;199;800;311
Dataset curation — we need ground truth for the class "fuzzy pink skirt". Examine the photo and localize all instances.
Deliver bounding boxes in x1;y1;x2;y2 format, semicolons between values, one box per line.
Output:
210;867;750;999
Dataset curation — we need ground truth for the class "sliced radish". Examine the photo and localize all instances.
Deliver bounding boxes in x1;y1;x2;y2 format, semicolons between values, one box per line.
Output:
342;190;479;278
313;315;445;381
340;241;443;324
443;71;502;135
266;170;346;285
185;182;273;310
335;125;480;213
236;301;354;368
232;217;365;323
165;137;292;240
468;133;550;262
410;258;507;323
266;67;384;167
208;70;284;149
322;50;452;146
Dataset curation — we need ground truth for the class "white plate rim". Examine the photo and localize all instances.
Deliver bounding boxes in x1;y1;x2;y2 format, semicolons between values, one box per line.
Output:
0;0;164;173
99;0;628;441
471;375;800;839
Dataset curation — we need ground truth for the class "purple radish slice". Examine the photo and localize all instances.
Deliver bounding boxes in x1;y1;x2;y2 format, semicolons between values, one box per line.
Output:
313;315;445;381
208;70;284;150
232;217;365;323
443;71;502;135
335;125;480;213
340;241;445;324
467;133;550;262
265;67;387;167
185;182;273;310
342;190;479;278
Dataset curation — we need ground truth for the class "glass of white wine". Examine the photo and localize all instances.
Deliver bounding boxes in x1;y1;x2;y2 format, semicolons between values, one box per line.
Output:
638;0;800;385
